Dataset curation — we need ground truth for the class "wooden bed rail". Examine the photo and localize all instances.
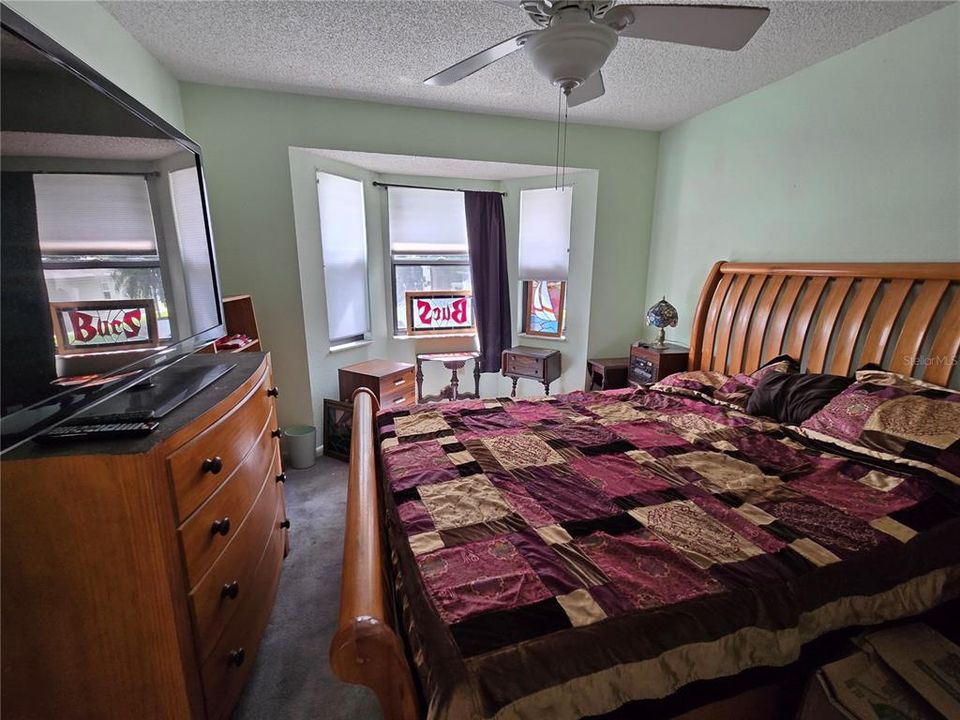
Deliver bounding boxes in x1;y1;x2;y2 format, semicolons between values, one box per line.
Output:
329;388;419;720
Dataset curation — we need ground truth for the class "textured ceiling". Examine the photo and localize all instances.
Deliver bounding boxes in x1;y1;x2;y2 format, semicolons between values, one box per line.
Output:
103;0;946;130
0;132;182;161
301;148;578;179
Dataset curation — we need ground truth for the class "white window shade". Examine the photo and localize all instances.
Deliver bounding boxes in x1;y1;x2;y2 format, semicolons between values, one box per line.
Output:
34;174;158;255
518;186;573;281
317;172;369;343
170;167;219;332
387;187;468;254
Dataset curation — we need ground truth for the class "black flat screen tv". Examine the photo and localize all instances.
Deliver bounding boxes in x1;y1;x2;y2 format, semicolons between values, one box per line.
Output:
1;8;225;452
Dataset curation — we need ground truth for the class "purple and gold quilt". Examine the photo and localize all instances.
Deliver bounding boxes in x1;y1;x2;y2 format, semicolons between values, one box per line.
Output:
376;387;960;720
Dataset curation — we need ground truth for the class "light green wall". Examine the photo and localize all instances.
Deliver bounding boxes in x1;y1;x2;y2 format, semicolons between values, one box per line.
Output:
3;1;185;129
182;84;659;426
645;4;960;343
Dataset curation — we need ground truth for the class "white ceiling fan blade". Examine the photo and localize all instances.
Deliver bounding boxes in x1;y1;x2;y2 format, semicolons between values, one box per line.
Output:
424;31;537;86
567;71;605;108
606;5;769;51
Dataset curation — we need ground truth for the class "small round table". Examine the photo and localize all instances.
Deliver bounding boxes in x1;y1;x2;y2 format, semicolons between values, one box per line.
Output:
415;352;481;403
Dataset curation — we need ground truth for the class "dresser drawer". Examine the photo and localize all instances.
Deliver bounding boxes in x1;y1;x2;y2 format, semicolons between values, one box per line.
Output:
178;411;279;589
505;353;543;378
200;499;285;720
168;368;275;521
189;454;281;662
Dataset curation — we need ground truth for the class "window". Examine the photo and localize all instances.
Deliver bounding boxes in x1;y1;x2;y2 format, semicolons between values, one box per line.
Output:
170;167;219;333
387;187;472;334
317;172;369;345
518;186;572;337
35;173;172;339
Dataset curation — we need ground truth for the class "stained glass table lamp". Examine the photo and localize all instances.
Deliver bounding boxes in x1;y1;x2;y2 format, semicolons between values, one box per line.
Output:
646;296;678;347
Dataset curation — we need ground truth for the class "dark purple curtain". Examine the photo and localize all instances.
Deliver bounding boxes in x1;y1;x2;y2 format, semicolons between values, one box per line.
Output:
464;191;511;372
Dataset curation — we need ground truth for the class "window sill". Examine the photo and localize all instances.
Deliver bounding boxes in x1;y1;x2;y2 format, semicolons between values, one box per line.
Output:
392;333;477;341
518;333;567;342
329;339;372;354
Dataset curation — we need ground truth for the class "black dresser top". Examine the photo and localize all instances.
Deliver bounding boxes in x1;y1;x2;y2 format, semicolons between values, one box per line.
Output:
3;352;267;460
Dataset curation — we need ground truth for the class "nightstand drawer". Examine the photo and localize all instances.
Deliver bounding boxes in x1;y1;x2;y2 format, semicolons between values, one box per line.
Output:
380;386;415;408
378;369;415;398
505;353;543;378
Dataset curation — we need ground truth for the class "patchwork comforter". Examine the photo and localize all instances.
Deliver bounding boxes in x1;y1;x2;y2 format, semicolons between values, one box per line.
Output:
376;387;960;720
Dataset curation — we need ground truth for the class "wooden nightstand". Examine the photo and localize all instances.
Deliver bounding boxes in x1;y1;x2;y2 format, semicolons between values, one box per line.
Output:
586;357;629;391
628;342;688;386
338;359;416;411
501;346;561;397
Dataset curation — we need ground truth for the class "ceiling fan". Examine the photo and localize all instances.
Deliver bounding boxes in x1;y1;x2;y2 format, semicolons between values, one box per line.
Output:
424;1;770;108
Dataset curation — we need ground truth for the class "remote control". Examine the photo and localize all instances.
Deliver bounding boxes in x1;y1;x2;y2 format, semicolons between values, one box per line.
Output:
39;421;160;441
62;410;156;426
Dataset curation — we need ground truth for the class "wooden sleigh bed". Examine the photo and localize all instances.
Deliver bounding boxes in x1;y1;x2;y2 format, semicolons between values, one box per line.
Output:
330;261;960;720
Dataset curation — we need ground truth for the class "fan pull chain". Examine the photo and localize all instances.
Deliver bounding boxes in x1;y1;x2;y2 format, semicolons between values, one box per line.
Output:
561;92;569;189
555;86;562;189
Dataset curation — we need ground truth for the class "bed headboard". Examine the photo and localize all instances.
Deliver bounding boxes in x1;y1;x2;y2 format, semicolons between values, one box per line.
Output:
689;262;960;388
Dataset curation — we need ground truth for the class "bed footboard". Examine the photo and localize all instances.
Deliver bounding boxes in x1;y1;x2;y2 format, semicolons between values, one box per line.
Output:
329;388;419;720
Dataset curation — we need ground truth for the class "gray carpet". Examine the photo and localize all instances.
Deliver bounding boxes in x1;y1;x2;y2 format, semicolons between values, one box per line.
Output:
233;457;384;720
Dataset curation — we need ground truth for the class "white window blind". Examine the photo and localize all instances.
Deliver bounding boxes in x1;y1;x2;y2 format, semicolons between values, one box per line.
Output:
34;174;158;255
170;167;219;332
317;172;369;343
387;187;468;254
518;186;573;281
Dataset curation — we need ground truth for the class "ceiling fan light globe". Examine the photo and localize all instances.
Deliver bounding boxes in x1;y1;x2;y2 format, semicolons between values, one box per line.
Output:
525;20;618;89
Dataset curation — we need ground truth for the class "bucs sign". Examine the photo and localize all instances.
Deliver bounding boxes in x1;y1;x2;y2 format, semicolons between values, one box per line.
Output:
50;299;160;354
404;291;476;336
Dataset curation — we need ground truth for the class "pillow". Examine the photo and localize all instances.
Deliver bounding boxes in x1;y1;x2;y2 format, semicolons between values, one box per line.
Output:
746;371;855;425
653;355;800;411
797;369;960;484
651;370;730;405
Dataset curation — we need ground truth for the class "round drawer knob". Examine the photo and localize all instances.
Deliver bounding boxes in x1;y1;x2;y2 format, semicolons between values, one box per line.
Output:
279;519;291;530
221;580;240;600
271;428;282;439
202;456;224;474
211;517;231;536
267;386;279;398
229;648;245;667
275;472;287;484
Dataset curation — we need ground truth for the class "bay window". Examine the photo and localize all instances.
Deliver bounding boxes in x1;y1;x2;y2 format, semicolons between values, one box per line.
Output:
518;186;573;338
316;171;370;346
387;186;472;334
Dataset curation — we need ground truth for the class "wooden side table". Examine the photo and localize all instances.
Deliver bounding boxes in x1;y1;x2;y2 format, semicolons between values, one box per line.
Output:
586;357;629;391
415;352;481;403
338;359;416;410
501;346;562;397
628;342;688;386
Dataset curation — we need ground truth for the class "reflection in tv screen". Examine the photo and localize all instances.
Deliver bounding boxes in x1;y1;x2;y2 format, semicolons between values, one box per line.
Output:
1;24;222;426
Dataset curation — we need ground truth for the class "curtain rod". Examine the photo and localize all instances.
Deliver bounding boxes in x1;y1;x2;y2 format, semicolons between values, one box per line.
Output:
35;171;161;178
372;181;507;197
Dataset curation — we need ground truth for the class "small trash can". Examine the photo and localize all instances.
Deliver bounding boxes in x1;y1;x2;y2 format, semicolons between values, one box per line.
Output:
283;425;317;469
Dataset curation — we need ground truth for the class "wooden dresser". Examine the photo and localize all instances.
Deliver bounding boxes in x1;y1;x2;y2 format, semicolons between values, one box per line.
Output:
1;353;288;720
